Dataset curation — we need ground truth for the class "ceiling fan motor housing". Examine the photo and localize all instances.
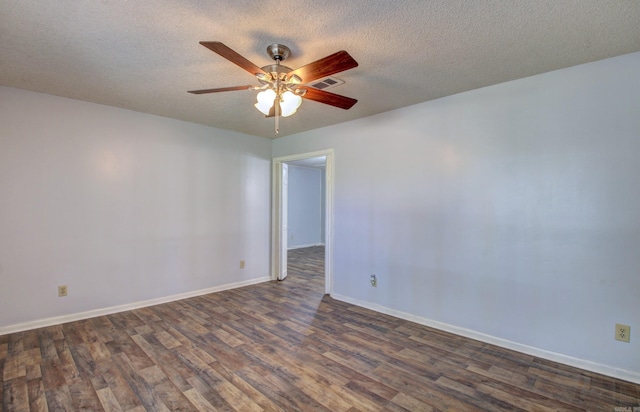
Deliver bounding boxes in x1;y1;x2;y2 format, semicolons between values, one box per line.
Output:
258;64;293;84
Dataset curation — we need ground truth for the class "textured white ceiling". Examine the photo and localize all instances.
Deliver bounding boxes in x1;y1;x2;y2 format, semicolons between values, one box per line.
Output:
2;1;639;139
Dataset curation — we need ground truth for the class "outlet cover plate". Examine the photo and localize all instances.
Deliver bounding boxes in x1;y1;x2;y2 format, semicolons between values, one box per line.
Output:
615;323;630;343
58;285;68;297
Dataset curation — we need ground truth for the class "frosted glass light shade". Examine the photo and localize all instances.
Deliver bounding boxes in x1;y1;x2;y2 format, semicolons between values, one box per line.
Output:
254;89;276;115
280;91;302;117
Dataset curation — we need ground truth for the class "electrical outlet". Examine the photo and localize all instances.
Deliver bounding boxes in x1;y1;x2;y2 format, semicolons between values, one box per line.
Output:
58;285;68;297
240;260;245;269
615;323;630;343
370;274;377;287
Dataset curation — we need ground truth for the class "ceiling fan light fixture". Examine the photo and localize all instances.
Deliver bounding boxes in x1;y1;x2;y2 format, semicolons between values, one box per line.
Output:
255;89;276;115
280;91;303;117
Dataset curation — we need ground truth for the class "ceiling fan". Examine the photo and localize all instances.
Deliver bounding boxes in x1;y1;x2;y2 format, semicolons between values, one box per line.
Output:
188;42;358;133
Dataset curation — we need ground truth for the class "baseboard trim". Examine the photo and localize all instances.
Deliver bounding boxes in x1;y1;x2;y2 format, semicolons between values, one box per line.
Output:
0;276;271;336
331;293;640;385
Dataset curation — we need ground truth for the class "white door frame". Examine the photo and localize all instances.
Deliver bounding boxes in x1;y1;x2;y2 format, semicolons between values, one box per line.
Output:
271;149;334;295
277;162;288;280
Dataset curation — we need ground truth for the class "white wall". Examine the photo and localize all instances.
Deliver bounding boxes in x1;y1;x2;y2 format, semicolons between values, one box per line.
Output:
273;52;640;379
287;165;323;248
0;86;271;331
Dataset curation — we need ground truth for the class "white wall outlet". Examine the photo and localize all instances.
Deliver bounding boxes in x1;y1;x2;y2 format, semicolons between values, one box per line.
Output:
58;285;68;297
240;260;245;269
615;323;630;343
370;274;377;287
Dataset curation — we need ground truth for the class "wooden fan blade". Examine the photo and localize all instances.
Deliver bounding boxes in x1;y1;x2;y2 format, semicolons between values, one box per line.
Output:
200;41;266;76
188;85;254;94
287;51;358;83
300;88;357;110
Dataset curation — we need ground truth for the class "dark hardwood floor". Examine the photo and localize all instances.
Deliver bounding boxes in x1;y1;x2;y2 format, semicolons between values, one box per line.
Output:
2;245;639;411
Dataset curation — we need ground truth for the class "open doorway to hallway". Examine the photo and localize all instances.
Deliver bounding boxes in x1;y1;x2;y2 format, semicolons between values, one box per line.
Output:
285;157;326;290
272;150;334;295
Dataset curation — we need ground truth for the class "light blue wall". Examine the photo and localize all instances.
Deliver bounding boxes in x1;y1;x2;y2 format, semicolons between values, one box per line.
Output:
0;86;272;330
287;165;323;248
273;52;640;377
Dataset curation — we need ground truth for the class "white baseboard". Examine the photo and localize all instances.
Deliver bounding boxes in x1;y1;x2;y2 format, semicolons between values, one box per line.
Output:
0;276;271;336
288;243;325;250
331;293;640;385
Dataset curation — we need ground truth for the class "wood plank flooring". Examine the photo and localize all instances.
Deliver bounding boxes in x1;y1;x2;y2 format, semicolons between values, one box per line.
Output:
2;245;639;411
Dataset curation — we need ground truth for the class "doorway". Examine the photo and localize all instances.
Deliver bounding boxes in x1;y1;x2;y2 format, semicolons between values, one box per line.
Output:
271;150;334;295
